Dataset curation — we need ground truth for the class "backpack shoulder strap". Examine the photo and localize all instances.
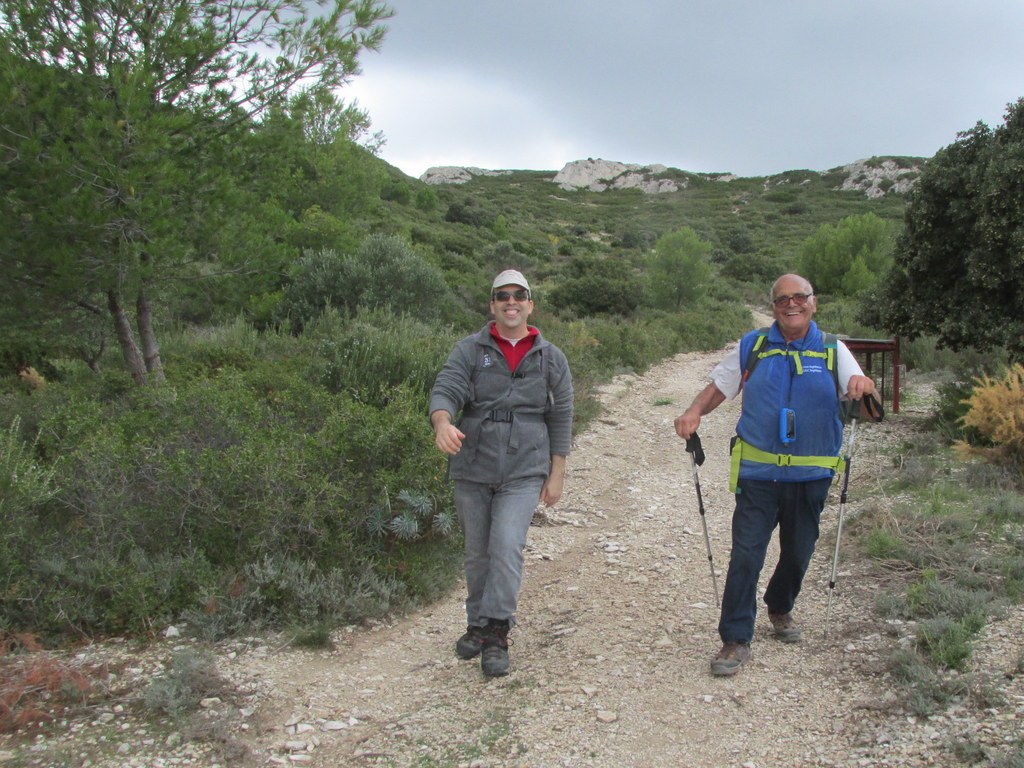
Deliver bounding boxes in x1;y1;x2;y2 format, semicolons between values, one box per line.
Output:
470;339;556;409
740;327;771;389
822;332;840;396
742;328;841;396
540;344;556;411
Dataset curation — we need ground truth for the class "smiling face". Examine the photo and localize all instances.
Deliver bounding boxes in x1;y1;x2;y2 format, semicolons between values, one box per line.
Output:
490;283;534;339
770;274;817;342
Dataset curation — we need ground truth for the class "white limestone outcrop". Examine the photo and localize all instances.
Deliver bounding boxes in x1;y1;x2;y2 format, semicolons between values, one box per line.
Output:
420;166;512;185
551;158;681;193
838;158;921;198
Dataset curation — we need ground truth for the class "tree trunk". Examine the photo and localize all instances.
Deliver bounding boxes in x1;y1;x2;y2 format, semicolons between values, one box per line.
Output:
108;290;148;385
136;289;165;384
76;297;106;373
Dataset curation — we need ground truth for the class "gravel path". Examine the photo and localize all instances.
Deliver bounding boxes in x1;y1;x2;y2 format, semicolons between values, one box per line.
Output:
4;342;1022;768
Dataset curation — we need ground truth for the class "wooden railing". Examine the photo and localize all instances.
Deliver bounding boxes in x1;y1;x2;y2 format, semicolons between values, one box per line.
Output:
843;337;900;414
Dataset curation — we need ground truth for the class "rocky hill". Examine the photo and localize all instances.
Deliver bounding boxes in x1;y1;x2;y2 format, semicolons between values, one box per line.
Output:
421;156;925;198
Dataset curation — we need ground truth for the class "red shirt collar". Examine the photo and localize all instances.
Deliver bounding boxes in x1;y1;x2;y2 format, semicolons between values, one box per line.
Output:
489;322;539;343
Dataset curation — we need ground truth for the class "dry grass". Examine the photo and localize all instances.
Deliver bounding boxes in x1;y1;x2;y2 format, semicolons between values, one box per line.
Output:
0;632;104;733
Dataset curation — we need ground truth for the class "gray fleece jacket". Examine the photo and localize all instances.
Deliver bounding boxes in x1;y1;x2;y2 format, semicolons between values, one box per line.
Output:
429;324;573;483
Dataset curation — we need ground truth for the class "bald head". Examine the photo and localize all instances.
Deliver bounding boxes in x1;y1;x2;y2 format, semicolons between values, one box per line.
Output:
770;274;817;342
770;274;814;304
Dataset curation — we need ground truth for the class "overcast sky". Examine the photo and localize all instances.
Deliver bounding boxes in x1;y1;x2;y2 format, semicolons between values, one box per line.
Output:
344;1;1024;180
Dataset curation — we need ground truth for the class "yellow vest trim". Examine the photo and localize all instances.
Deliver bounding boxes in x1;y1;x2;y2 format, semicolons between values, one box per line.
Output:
754;346;831;376
729;437;846;493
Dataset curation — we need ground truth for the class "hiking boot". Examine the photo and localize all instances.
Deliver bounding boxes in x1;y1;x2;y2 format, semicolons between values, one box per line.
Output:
455;625;486;660
710;641;751;677
768;612;802;643
480;619;511;677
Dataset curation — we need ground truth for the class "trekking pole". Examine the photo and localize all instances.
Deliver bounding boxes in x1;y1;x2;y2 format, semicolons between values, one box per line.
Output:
685;432;719;607
825;400;861;637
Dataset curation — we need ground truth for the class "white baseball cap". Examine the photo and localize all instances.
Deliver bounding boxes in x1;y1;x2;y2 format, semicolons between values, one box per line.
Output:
491;269;530;292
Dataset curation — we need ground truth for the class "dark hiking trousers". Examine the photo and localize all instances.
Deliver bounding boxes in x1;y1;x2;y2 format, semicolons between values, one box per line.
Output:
718;477;832;644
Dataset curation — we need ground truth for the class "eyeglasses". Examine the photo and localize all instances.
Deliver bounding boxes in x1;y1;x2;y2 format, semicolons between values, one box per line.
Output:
772;292;813;307
493;289;530;302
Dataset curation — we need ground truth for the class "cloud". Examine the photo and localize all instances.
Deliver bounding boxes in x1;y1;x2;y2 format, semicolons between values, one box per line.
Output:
347;64;588;176
344;0;1024;178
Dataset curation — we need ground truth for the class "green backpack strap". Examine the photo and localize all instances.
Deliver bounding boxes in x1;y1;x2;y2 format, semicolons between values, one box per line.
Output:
740;327;771;390
742;328;840;396
822;332;840;397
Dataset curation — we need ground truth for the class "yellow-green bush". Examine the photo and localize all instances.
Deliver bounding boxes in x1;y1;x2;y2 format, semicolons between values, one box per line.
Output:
957;363;1024;471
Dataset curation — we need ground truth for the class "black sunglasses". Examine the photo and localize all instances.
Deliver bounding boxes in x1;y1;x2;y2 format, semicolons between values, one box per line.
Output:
492;289;530;302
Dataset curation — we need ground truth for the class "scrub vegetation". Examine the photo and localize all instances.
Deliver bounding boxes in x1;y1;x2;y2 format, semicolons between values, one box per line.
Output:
848;376;1024;734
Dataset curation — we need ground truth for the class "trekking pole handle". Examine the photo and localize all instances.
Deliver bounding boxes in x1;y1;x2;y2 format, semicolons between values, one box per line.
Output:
685;432;705;467
864;392;885;422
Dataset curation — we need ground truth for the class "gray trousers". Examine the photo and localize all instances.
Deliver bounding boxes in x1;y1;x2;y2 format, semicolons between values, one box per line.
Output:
454;476;544;627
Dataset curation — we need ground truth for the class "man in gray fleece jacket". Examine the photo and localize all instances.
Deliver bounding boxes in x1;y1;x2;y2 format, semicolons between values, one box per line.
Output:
429;269;574;677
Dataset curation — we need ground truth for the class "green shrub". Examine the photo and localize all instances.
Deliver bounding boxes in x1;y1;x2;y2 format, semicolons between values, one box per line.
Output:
646;228;714;310
0;333;459;638
30;549;219;637
185;556;407;640
415;187;438;212
947;736;988;764
290;624;334;649
963;462;1021;492
984;550;1024;600
278;235;456;330
144;649;226;715
887;647;970;716
550;274;643;317
720;248;784;284
380;179;411;204
444;199;490;227
929;378;984;444
550;255;643;317
0;416;59;513
814;299;885;339
583;317;678;371
916;614;986;670
992;745;1024;768
0;416;62;628
287;204;358;253
897;336;1003;374
310;308;457;407
366;488;457;542
663;300;751;351
161;316;300;379
981;494;1024;522
862;528;904;560
798;213;894;297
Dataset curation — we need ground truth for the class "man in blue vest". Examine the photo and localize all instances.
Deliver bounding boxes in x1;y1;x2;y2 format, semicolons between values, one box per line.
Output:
674;274;876;676
430;270;574;677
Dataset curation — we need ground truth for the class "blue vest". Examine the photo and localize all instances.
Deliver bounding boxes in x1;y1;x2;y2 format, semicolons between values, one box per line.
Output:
736;321;842;483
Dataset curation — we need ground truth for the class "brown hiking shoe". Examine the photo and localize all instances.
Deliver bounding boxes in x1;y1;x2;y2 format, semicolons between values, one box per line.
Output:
710;641;751;676
455;625;486;659
768;612;802;643
480;619;511;677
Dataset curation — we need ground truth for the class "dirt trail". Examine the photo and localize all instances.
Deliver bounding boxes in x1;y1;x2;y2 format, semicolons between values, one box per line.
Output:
229;345;930;767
